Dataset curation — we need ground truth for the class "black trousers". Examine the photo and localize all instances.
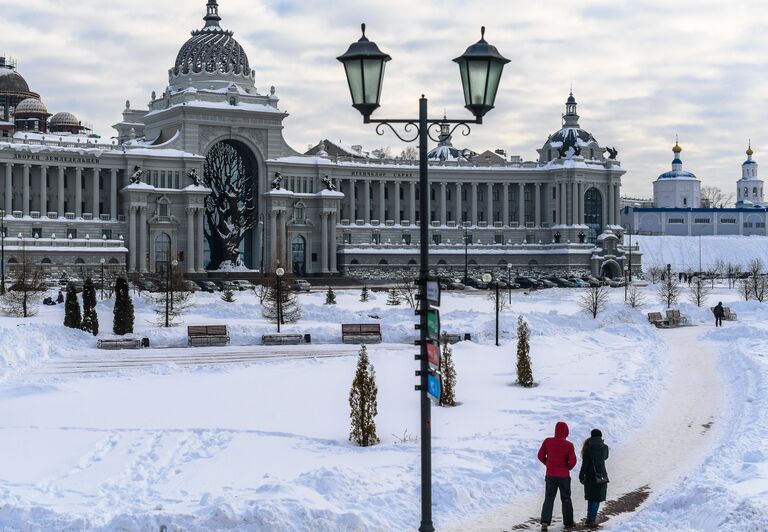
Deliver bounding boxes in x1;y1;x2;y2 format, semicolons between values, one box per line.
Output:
715;316;723;327
541;476;574;526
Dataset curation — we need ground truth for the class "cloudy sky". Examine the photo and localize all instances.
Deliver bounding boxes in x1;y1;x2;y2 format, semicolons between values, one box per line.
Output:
4;0;766;197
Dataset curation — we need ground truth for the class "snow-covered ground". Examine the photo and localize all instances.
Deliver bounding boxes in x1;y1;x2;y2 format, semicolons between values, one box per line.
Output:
633;234;768;271
0;284;766;530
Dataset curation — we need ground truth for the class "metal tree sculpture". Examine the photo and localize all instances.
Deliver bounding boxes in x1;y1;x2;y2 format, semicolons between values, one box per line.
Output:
203;142;257;269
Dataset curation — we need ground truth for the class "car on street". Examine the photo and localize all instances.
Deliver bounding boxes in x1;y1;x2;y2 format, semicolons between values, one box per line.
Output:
181;280;200;292
570;278;589;288
291;279;311;292
217;280;239;291
537;279;556;288
515;277;538;289
196;280;217;293
233;279;255;291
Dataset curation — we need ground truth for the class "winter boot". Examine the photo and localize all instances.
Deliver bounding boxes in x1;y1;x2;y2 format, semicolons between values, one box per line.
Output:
540;524;548;531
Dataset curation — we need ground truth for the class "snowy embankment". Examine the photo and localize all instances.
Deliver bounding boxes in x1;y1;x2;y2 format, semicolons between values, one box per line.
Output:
617;298;768;531
633;234;768;271
0;288;665;531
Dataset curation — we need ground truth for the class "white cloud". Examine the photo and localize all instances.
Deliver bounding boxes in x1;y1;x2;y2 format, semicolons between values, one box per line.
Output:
5;0;767;197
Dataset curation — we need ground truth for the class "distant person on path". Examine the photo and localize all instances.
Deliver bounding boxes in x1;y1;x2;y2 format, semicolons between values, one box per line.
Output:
713;301;725;327
538;421;577;530
579;429;610;529
56;290;64;304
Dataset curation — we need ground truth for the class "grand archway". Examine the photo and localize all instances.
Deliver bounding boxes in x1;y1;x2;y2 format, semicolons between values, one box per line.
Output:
203;140;259;270
584;187;603;239
291;234;306;276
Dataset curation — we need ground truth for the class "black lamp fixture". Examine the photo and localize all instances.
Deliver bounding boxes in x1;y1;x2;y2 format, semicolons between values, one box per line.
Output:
336;24;392;119
453;27;510;119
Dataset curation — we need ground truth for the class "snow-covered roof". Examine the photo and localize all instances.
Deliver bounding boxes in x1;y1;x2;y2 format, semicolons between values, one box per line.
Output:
657;170;698;180
547;127;597;149
427;145;476;162
145;99;282;118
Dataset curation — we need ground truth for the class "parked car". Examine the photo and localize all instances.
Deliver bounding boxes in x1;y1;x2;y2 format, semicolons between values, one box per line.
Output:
181;280;200;292
581;275;603;287
138;280;158;292
515;277;538;289
570;278;589;288
538;279;556;288
233;279;255;291
448;280;465;290
601;277;624;288
291;279;311;292
196;280;217;293
217;280;239;291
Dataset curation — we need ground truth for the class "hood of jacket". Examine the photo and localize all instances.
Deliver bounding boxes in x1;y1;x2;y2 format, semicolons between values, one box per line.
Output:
554;421;569;439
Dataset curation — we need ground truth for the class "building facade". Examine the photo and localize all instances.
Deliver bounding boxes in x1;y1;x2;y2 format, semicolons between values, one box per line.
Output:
0;1;638;281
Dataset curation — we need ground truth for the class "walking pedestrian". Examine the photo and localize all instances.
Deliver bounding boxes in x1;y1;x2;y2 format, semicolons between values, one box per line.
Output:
56;290;64;304
713;301;725;327
538;421;577;530
578;429;610;529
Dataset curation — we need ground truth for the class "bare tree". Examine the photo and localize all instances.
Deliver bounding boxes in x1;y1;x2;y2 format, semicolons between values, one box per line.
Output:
688;276;710;307
659;275;680;309
396;280;417;309
398;146;418;161
747;258;767;302
645;264;665;284
726;261;742;289
371;146;392;159
707;259;725;289
739;277;753;301
487;286;510;311
150;270;193;327
579;285;610;318
204;142;257;269
701;185;735;209
626;285;645;308
0;244;46;317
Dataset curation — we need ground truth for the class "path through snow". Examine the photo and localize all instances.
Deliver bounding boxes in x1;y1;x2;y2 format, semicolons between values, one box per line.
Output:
450;325;726;531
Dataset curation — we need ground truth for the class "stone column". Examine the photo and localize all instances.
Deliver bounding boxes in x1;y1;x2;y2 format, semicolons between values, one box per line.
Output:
75;167;82;217
601;186;609;231
138;206;148;272
579;183;585;225
393;181;401;224
471;183;478;225
486;182;494;223
321;211;329;273
560;183;567;225
4;163;12;216
455;182;462;223
363;181;371;223
409;181;416;223
535;183;542;226
348;179;356;221
269;211;278;269
39;165;47;216
439;182;447;225
128;206;137;272
22;164;30;216
502;183;509;226
330;211;338;273
196;209;205;272
518;182;525;225
92;167;100;217
378;180;386;222
110;169;118;220
614;182;621;226
57;167;65;216
186;207;196;273
572;183;579;225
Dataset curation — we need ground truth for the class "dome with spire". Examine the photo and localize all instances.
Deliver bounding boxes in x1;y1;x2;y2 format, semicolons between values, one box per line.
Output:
171;1;254;85
657;139;697;180
541;92;601;160
744;141;756;165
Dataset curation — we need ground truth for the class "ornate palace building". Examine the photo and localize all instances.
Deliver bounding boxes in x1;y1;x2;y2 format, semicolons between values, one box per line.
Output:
0;1;638;280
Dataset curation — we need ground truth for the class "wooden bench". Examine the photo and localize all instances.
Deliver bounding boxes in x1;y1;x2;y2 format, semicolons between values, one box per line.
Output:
666;309;689;327
647;312;669;328
97;338;142;350
262;333;304;345
443;333;471;344
711;307;738;321
341;323;382;344
188;325;230;347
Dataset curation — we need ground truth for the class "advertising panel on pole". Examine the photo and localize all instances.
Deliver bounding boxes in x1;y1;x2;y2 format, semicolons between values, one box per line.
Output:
427;372;442;403
426;280;440;306
426;340;440;370
426;309;440;340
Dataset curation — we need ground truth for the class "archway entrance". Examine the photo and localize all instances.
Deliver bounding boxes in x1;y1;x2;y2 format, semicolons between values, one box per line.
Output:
291;234;306;276
203;140;259;270
600;259;621;279
584;187;603;240
155;232;171;273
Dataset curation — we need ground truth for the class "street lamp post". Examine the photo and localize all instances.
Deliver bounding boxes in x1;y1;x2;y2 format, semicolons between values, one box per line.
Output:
506;262;512;304
627;223;632;283
100;258;105;300
338;24;508;532
275;267;285;333
463;227;469;285
624;265;629;301
0;209;5;295
483;272;499;346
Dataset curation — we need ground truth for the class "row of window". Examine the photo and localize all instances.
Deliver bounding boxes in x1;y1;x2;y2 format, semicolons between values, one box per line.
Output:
3;228;113;239
668;217;765;228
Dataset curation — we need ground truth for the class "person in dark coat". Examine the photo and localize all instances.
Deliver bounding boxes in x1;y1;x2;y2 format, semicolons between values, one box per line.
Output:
538;421;577;530
713;302;725;327
578;429;610;528
56;290;65;304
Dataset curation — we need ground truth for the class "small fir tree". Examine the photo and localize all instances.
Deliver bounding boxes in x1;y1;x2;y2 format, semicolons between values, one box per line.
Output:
516;316;534;387
360;285;370;302
262;273;301;324
440;333;457;406
63;282;82;329
81;277;99;336
386;287;401;306
221;288;236;303
325;286;337;305
113;277;135;335
349;345;379;447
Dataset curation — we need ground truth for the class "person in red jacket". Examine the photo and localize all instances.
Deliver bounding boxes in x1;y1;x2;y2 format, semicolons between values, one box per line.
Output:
538;421;577;530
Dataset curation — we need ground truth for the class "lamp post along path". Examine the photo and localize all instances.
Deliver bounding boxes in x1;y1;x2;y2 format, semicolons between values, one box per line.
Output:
338;24;509;532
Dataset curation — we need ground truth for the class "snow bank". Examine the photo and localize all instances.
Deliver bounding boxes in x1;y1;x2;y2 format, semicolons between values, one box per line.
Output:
634;235;768;271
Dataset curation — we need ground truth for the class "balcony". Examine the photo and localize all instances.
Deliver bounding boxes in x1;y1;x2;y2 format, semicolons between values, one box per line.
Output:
65;213;75;220
47;211;58;219
82;213;93;220
30;211;40;219
99;214;111;221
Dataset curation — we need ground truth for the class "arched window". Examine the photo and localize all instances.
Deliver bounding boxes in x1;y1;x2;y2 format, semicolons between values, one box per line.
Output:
528;259;538;267
350;259;360;265
7;257;18;264
469;259;477;265
293;202;306;223
378;259;388;265
41;258;52;264
109;258;119;264
753;187;758;197
584;188;603;236
155;232;171;272
291;234;306;275
437;259;447;265
498;259;508;266
408;259;417;265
